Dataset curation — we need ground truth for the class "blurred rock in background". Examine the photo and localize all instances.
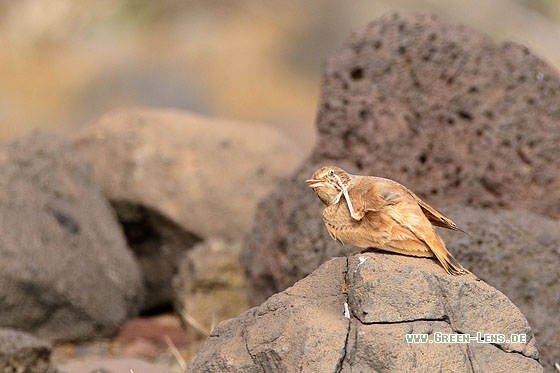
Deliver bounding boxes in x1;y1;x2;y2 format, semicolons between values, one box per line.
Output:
0;132;144;342
2;0;560;150
173;238;248;340
72;108;302;243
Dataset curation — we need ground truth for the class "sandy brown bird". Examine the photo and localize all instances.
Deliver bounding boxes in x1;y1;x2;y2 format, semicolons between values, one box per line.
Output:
306;166;466;275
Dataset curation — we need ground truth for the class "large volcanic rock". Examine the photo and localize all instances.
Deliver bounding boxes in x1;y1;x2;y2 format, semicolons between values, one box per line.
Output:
0;133;143;341
242;11;560;304
190;255;542;372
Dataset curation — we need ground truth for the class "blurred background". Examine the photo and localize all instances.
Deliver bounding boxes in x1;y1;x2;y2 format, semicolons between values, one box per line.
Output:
2;0;560;151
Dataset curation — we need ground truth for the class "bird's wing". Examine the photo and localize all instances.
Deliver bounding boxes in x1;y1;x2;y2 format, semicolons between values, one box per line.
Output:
410;193;465;232
370;177;466;233
348;184;398;214
382;195;466;274
347;187;434;256
369;213;434;257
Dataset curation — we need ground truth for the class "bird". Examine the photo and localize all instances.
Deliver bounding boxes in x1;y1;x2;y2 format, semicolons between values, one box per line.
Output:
305;166;466;275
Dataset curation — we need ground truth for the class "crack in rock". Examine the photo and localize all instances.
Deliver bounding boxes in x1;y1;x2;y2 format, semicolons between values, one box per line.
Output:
335;256;352;373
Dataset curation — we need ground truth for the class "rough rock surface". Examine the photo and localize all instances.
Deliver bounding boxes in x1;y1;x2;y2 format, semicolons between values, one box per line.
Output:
438;206;560;372
242;11;560;304
173;238;249;337
190;255;542;372
72;108;302;310
0;328;52;373
0;133;143;341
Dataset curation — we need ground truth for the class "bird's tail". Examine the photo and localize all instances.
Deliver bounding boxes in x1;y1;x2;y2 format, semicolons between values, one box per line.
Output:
427;234;467;275
440;252;467;275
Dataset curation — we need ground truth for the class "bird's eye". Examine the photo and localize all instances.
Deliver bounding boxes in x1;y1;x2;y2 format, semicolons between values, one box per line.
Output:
329;170;334;176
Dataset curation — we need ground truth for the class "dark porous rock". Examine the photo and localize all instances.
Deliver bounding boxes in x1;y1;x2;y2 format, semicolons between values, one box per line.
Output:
242;11;560;305
313;11;560;215
438;206;560;372
0;132;143;342
0;329;52;373
72;108;302;310
191;255;543;372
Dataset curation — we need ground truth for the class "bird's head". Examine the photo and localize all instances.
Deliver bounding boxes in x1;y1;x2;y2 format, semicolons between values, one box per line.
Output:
306;166;351;206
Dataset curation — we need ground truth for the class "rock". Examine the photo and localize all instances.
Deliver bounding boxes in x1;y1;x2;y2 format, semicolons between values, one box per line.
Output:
0;329;52;373
71;108;302;310
189;258;348;373
242;11;560;305
190;255;542;372
57;357;174;373
313;11;560;216
173;238;249;338
437;206;560;372
0;132;144;342
71;108;303;242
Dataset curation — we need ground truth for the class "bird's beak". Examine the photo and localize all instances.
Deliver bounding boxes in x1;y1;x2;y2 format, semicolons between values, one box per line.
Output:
305;179;324;189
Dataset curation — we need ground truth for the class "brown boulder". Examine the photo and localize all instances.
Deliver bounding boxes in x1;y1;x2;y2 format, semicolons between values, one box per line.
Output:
72;108;302;242
242;11;560;305
0;133;143;341
190;255;542;372
312;11;560;215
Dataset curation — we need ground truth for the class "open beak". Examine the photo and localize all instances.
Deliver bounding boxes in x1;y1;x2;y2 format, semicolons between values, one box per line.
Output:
305;179;324;189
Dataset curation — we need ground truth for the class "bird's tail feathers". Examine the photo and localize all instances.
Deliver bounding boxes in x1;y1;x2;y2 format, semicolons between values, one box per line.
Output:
432;248;466;275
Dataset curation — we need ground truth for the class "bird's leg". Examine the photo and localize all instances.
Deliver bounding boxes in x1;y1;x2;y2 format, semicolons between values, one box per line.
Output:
333;174;362;221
